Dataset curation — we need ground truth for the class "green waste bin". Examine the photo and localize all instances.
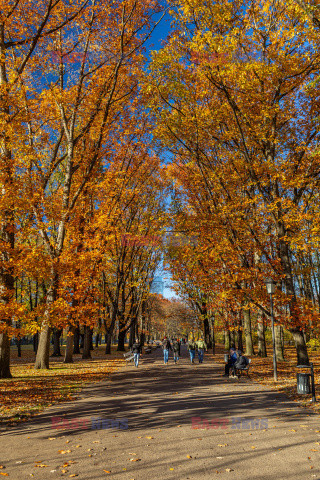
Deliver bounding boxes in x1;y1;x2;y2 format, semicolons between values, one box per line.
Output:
297;372;311;394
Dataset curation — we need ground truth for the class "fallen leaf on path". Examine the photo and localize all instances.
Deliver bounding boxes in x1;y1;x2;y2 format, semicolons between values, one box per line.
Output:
35;464;49;468
58;450;71;454
250;446;256;449
218;444;228;447
130;458;141;462
69;475;78;477
187;455;192;459
103;470;111;474
0;474;8;477
145;436;153;439
226;468;234;472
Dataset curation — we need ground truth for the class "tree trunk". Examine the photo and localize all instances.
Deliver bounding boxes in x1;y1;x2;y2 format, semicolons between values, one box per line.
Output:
243;308;255;355
257;314;267;357
64;325;74;363
82;326;92;359
51;328;62;356
73;326;80;354
291;327;309;364
277;225;309;364
89;328;94;350
129;320;135;348
230;329;236;348
0;22;14;379
224;330;231;350
210;315;215;354
0;333;12;378
105;331;112;354
35;268;58;369
237;327;243;352
33;333;39;353
275;325;285;361
203;315;212;349
16;337;21;358
34;324;51;369
104;305;116;354
117;324;126;351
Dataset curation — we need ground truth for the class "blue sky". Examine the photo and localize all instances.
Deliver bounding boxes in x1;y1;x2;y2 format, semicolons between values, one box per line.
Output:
146;9;179;300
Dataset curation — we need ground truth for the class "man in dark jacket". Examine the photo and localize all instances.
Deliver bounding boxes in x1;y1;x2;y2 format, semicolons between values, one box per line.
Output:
132;339;142;367
234;351;249;371
223;347;238;376
172;338;181;363
162;337;171;365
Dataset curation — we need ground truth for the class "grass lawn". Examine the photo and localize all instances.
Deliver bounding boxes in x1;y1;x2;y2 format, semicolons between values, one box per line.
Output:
0;344;125;427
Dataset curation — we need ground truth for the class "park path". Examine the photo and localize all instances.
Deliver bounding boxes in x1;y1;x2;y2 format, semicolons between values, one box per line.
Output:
1;345;320;480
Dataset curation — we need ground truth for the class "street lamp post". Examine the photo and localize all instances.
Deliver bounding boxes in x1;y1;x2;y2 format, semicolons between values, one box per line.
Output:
265;278;278;382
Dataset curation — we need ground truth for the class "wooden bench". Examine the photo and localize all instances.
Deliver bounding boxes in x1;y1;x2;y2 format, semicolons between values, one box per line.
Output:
234;358;251;378
123;351;134;364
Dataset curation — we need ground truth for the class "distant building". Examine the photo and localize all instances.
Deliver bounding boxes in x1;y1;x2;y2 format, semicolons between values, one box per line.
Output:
151;276;164;295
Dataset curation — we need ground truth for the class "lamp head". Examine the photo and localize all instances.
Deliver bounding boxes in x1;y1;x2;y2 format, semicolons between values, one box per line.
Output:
265;278;276;294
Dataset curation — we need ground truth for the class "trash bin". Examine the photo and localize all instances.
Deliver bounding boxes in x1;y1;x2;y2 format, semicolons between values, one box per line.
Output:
297;372;311;394
224;353;229;363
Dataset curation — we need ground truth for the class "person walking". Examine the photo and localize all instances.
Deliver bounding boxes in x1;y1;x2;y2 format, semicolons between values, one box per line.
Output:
187;338;196;364
132;339;142;368
196;337;207;363
162;336;171;365
172;338;181;363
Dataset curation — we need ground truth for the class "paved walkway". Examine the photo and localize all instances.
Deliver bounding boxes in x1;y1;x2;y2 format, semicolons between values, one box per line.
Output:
1;346;320;479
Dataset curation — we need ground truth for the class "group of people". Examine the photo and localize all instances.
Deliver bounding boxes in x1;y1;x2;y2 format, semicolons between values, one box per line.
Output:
224;346;249;377
161;337;207;365
131;338;247;374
